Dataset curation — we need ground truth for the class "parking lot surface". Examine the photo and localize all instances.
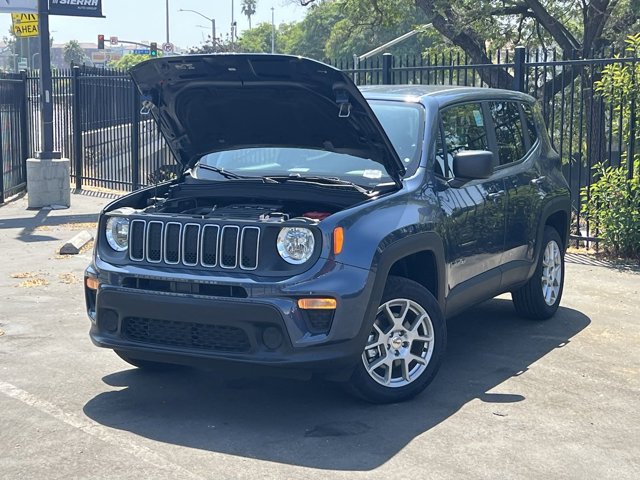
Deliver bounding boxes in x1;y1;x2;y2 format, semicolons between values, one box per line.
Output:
1;193;638;479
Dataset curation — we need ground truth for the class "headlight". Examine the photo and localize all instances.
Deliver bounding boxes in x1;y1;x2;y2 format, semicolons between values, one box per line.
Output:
277;227;315;264
105;216;130;251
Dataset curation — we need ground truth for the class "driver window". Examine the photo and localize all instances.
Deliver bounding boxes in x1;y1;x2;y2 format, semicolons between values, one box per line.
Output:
438;103;489;179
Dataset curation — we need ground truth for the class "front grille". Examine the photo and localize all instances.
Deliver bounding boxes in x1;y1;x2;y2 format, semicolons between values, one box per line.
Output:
129;219;260;270
122;317;251;353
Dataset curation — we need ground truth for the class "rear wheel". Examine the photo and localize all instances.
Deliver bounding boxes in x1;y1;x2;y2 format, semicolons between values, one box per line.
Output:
511;226;565;320
347;276;446;404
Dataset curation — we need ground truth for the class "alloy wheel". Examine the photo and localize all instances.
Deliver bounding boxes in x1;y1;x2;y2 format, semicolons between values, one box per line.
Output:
541;240;562;306
361;298;435;388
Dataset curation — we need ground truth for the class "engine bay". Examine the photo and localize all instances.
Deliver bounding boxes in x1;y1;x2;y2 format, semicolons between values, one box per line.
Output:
144;198;333;222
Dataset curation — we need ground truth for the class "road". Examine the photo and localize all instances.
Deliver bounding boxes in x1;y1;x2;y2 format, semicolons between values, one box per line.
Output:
0;193;638;479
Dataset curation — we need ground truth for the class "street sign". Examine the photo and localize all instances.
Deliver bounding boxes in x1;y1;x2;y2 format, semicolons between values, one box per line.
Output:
11;13;39;38
162;42;174;53
49;0;104;18
133;49;150;55
110;36;118;45
18;58;28;70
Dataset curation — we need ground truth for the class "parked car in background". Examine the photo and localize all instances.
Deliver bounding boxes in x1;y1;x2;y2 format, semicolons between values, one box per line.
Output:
85;54;570;403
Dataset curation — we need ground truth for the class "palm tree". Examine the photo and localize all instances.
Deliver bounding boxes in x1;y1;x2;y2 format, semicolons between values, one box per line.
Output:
241;0;257;29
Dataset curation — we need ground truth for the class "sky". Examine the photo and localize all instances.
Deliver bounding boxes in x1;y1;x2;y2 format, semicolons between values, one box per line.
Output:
0;0;307;48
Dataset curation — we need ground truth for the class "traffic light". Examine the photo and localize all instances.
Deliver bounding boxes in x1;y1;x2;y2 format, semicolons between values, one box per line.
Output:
150;42;158;57
97;34;105;50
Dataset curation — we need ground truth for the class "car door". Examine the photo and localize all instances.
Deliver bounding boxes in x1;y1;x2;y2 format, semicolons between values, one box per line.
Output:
487;100;546;286
435;102;506;300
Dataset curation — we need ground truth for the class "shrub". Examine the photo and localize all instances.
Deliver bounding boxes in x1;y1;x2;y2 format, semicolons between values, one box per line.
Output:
581;159;640;258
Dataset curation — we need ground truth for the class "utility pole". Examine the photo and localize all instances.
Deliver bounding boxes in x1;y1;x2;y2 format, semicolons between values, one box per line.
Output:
27;0;70;208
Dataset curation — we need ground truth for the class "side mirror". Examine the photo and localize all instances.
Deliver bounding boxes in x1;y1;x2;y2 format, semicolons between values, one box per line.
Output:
452;150;494;180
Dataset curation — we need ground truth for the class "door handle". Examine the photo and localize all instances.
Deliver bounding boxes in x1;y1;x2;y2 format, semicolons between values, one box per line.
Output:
530;176;546;186
487;190;505;200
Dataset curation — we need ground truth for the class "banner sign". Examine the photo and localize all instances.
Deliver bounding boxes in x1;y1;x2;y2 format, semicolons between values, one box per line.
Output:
12;13;39;37
48;0;103;18
0;0;38;13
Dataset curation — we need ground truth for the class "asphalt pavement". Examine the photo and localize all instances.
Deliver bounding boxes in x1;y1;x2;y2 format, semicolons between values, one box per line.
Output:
0;192;638;479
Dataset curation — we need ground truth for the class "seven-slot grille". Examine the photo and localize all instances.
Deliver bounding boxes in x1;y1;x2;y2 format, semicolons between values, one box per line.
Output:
129;219;260;270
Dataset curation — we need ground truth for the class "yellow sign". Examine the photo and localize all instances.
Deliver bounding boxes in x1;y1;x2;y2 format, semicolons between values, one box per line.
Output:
11;13;39;38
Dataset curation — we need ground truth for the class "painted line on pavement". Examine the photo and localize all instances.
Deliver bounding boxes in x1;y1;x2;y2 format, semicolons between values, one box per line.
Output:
0;380;205;480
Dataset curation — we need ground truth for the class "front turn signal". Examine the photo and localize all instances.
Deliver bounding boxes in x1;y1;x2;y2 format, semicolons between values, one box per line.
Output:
298;298;337;310
333;227;344;255
85;277;99;290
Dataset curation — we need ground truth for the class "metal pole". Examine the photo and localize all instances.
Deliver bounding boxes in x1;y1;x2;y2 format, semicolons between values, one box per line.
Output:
271;8;275;53
37;0;59;159
212;18;216;45
513;46;526;92
231;0;235;44
165;0;170;44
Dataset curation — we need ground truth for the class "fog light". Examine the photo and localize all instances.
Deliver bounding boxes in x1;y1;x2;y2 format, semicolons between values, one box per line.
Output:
85;277;99;290
262;327;283;350
297;298;337;310
99;309;119;333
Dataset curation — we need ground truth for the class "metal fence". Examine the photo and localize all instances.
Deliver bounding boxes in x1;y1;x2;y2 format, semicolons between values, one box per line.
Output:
0;72;28;203
332;48;639;241
13;51;640;244
26;66;175;192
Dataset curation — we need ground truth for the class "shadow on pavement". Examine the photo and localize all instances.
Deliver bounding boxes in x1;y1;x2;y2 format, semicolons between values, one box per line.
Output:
0;210;99;242
83;298;590;471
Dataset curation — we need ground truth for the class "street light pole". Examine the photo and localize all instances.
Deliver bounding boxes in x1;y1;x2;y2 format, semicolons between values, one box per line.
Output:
165;0;170;44
271;8;275;53
178;9;216;45
37;0;56;159
231;0;235;44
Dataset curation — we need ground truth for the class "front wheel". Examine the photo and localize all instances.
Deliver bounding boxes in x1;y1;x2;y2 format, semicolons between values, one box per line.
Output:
511;226;565;320
347;276;447;404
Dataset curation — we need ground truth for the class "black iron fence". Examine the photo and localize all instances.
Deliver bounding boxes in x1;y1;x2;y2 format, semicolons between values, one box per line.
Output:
26;66;175;192
332;48;639;241
10;50;639;243
0;72;28;203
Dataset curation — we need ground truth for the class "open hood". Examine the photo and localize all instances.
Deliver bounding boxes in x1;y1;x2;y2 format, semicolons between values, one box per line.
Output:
129;54;406;184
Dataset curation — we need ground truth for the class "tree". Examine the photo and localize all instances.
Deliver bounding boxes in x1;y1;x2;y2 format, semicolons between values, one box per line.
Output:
63;40;86;66
108;53;155;70
238;22;274;52
241;0;258;29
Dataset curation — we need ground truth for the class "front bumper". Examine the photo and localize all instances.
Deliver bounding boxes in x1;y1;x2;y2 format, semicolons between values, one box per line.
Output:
85;257;377;375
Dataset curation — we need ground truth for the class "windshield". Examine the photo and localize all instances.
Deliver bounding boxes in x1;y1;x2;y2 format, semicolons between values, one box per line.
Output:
195;101;423;186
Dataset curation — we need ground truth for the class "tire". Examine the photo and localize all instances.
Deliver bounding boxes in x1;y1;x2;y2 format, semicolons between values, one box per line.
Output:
347;276;447;404
114;350;170;370
511;226;565;320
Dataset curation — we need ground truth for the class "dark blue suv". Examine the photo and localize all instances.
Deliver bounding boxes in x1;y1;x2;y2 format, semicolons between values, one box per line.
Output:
85;55;570;403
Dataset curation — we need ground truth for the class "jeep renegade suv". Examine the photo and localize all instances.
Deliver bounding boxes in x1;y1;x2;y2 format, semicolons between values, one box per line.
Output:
85;54;570;403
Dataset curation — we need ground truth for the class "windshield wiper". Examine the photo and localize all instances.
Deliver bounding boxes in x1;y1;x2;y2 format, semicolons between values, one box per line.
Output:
262;175;372;195
196;164;248;180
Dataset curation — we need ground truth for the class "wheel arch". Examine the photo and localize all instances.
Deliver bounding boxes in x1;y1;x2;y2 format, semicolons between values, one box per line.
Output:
369;232;446;312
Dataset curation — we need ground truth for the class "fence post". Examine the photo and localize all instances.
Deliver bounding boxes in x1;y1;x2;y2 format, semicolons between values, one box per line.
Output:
131;86;140;190
629;97;636;180
382;53;393;85
71;66;82;191
513;46;526;92
19;70;29;187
